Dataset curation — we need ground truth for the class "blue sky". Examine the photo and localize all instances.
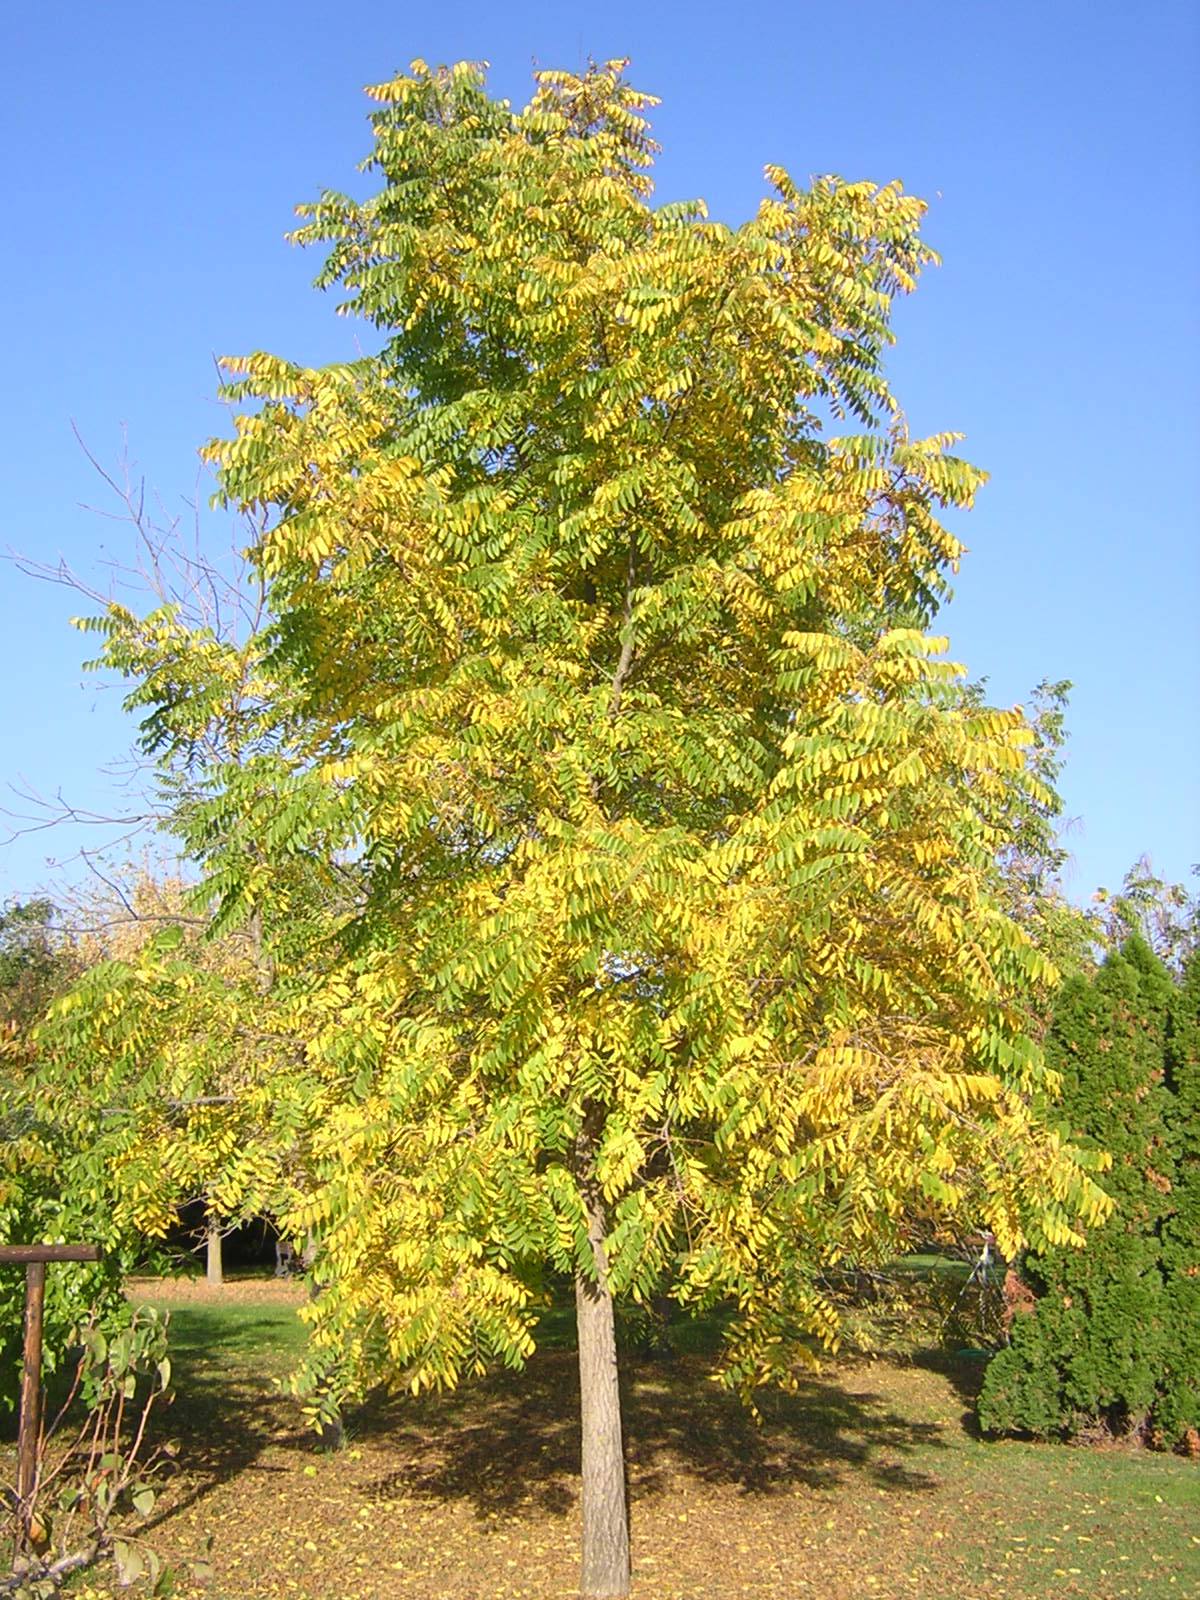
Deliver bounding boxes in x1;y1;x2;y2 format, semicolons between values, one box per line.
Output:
1;0;1196;905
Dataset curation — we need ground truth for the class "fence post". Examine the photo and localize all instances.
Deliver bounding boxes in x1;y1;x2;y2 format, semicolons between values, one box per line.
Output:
0;1243;102;1547
17;1261;46;1516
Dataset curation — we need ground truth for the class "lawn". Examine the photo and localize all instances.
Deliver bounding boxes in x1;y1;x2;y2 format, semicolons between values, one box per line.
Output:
13;1277;1198;1600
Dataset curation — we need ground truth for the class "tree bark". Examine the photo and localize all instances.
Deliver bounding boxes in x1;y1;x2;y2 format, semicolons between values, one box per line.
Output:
205;1214;223;1288
575;1111;631;1599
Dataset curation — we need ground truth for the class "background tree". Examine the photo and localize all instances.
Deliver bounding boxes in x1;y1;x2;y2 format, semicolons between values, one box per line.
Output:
0;898;107;1412
0;1010;131;1418
978;936;1199;1446
0;866;295;1418
1157;948;1200;1445
937;677;1096;1035
986;680;1097;1000
0;900;80;1034
80;59;1109;1599
1092;856;1199;975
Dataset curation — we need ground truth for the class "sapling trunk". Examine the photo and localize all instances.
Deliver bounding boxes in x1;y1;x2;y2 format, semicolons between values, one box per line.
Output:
575;1114;631;1599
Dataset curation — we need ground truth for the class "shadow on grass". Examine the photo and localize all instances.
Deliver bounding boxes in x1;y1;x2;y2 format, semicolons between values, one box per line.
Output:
1;1299;306;1445
132;1301;314;1535
907;1346;991;1438
357;1345;946;1521
129;1298;951;1541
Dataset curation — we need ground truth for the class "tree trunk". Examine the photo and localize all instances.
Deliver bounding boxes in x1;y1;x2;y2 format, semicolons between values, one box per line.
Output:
205;1215;223;1287
575;1113;631;1599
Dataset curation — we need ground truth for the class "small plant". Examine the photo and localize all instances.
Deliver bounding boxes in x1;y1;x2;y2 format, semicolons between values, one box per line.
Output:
2;1305;190;1597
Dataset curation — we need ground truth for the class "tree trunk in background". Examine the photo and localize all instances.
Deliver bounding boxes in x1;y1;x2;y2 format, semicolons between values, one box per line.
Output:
575;1111;631;1598
205;1213;223;1288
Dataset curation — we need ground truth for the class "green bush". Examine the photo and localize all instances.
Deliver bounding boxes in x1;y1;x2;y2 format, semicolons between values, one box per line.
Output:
978;938;1199;1447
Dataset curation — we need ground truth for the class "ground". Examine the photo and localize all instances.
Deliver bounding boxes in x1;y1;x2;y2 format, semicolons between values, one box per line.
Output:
8;1277;1198;1600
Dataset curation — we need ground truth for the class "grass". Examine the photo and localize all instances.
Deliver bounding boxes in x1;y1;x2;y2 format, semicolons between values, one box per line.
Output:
5;1277;1194;1599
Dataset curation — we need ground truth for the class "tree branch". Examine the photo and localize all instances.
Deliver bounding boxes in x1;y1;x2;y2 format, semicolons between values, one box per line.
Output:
606;531;638;722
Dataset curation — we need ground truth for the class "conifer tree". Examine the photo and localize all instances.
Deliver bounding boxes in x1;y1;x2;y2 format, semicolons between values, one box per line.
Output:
979;937;1199;1445
1157;949;1200;1443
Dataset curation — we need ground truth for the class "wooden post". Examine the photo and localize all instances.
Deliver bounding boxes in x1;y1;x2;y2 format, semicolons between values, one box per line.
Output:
0;1244;101;1542
18;1261;45;1516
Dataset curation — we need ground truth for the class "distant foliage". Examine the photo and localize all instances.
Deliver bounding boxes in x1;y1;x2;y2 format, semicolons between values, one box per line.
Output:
978;939;1200;1447
1158;950;1200;1441
0;872;277;1413
0;900;80;1033
0;901;127;1413
1092;856;1199;975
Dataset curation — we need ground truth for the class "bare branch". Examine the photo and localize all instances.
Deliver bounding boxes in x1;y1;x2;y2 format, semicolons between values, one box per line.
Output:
606;531;638;722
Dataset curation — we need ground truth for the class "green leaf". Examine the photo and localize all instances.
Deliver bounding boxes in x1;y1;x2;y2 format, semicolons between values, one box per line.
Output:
113;1539;144;1586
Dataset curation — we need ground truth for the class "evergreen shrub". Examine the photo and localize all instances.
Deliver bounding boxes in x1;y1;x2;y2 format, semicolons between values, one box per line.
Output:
977;939;1200;1448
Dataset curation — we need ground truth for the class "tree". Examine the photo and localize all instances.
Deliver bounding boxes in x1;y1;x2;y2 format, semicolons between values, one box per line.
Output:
83;60;1108;1598
0;865;295;1422
977;937;1200;1446
21;869;299;1237
0;1002;137;1424
986;680;1097;998
1092;856;1199;975
942;677;1096;1029
0;900;80;1034
0;899;111;1414
1157;948;1200;1444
